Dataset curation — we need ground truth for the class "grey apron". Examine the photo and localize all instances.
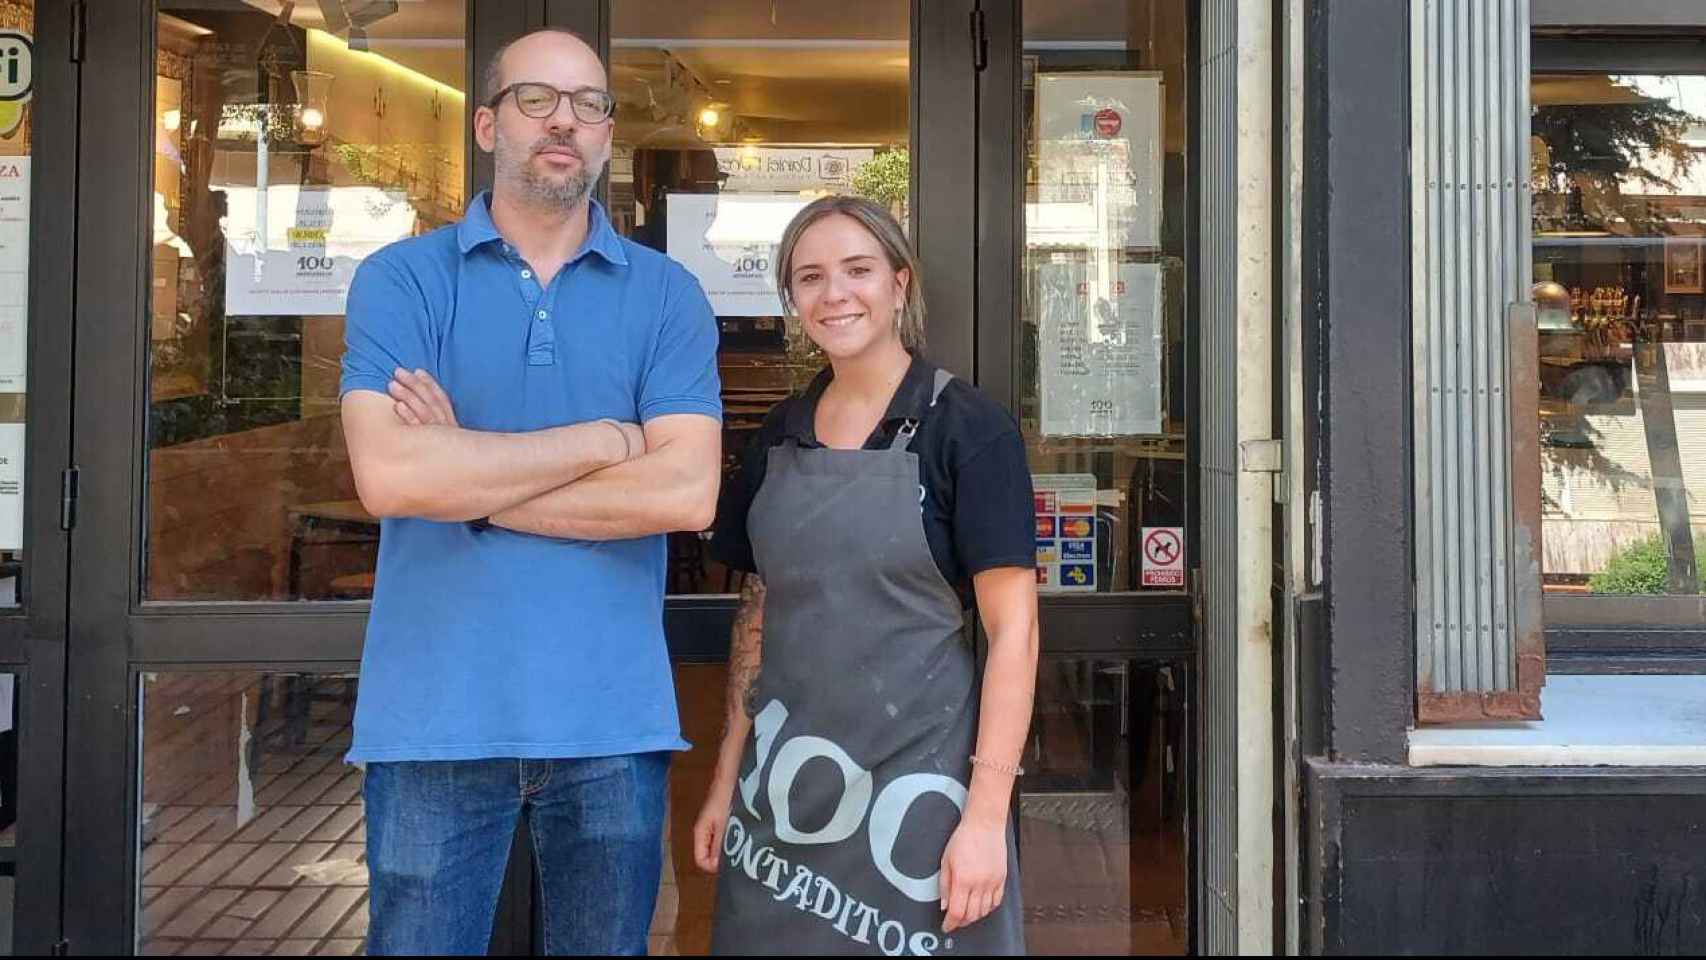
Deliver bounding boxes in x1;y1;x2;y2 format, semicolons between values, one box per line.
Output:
711;370;1025;957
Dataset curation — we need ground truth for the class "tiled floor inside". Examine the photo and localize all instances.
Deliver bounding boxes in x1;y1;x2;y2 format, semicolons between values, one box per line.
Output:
138;674;368;957
130;665;1187;956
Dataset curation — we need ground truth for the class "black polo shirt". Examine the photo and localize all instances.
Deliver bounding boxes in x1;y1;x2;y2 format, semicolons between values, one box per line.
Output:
711;354;1036;607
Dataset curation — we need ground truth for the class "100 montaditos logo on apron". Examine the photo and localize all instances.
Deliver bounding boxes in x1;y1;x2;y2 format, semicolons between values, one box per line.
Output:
722;698;969;957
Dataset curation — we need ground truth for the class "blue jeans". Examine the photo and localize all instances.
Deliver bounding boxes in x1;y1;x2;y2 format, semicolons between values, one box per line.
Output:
363;753;669;956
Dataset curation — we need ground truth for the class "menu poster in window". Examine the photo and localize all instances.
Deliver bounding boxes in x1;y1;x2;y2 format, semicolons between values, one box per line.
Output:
0;155;26;391
1034;473;1098;593
1034;71;1162;251
225;186;417;316
668;192;810;317
0;422;21;551
1036;257;1163;436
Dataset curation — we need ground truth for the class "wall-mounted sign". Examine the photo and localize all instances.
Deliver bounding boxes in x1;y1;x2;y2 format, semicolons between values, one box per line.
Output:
1036;257;1163;436
1140;526;1185;588
224;185;417;316
0;422;22;552
667;192;809;317
712;147;874;193
0;29;32;139
1034;473;1098;593
0;156;26;391
1034;71;1162;250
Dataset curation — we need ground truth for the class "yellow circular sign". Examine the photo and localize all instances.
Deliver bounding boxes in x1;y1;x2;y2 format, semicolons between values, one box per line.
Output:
0;101;20;139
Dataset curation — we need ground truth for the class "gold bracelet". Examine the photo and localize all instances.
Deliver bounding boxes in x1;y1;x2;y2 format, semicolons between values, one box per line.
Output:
597;418;631;460
969;754;1025;777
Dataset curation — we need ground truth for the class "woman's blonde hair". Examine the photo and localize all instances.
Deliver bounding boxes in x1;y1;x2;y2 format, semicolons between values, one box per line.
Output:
774;195;926;351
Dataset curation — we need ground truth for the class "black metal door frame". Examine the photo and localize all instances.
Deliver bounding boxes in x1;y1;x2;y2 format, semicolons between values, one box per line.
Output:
59;0;983;954
2;0;77;953
974;0;1202;951
62;2;542;953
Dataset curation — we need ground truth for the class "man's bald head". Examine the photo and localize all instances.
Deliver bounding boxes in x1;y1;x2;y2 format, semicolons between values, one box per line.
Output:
481;29;606;105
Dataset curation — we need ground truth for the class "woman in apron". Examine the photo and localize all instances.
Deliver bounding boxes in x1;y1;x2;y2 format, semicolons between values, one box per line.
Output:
695;196;1039;956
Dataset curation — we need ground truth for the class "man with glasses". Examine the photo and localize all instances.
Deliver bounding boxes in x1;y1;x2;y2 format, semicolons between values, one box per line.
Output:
338;28;722;956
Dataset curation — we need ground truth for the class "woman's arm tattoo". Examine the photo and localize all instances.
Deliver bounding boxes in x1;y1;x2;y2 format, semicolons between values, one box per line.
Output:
726;575;766;726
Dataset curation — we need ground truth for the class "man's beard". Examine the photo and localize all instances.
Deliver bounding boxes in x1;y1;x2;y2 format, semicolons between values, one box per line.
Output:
494;131;608;211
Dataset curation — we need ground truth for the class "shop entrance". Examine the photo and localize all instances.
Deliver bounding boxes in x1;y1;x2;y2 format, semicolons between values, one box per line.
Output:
10;0;1279;955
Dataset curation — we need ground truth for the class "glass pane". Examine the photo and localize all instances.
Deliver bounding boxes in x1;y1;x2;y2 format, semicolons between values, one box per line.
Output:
1532;72;1706;597
138;671;366;956
146;2;468;600
1019;659;1187;955
608;0;912;597
0;673;16;955
1021;1;1191;595
655;663;724;954
0;0;35;610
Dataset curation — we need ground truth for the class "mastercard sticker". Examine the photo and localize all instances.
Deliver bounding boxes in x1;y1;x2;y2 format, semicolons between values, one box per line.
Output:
1060;517;1093;539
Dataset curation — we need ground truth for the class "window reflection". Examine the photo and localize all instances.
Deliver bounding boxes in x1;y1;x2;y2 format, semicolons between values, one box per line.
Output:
608;1;912;598
1532;73;1706;597
148;2;466;601
1021;1;1191;596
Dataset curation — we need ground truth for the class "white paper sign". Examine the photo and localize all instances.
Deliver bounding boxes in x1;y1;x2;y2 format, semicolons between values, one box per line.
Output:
224;185;416;316
713;147;874;193
1140;526;1185;588
1034;72;1162;250
667;192;810;317
1037;258;1163;436
1034;473;1099;593
0;156;27;392
0;423;22;552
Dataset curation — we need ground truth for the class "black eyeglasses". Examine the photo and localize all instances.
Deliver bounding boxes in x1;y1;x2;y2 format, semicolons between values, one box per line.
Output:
488;82;616;123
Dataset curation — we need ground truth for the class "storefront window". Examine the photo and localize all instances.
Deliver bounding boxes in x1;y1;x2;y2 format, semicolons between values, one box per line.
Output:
605;1;912;951
145;1;467;600
0;671;15;955
136;671;366;955
1021;1;1190;596
608;0;912;602
0;0;33;610
1531;71;1706;603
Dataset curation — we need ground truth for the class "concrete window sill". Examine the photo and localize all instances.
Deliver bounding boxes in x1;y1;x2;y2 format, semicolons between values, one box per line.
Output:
1408;675;1706;767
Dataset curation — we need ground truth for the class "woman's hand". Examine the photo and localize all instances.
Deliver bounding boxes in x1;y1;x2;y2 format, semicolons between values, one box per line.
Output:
692;775;737;874
938;817;1007;933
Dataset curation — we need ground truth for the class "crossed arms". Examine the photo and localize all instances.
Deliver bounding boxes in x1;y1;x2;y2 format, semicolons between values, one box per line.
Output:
342;367;720;539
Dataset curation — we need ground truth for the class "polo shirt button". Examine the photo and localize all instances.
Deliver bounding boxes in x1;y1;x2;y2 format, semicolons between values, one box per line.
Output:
521;270;532;279
537;310;548;320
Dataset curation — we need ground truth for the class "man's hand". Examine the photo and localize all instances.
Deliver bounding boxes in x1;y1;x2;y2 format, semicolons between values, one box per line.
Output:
388;367;459;427
388;368;645;456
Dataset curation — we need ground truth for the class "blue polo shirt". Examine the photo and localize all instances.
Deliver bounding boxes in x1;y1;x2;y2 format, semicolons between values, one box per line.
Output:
339;193;721;762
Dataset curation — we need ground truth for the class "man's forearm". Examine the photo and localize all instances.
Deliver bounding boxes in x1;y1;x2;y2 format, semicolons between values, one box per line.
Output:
347;396;627;521
489;442;717;539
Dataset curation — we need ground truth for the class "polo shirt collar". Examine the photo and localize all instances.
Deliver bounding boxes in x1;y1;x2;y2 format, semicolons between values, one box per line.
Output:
783;352;936;444
455;191;630;267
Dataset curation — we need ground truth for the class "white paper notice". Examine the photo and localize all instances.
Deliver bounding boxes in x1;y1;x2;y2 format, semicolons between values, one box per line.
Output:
667;193;810;317
224;185;416;316
1037;258;1164;436
1034;73;1163;250
0;156;28;392
0;423;22;551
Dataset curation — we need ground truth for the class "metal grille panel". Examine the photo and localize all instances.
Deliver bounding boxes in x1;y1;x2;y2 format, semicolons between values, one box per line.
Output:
1199;0;1240;952
1411;0;1536;715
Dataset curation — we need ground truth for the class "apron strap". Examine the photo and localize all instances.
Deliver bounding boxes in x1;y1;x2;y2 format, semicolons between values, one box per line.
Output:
887;370;956;451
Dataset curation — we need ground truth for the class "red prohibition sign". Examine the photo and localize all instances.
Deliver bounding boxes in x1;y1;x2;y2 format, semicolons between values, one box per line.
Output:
1144;529;1181;566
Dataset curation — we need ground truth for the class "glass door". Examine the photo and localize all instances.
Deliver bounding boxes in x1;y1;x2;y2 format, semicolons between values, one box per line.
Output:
0;0;73;954
979;1;1196;954
65;2;523;954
